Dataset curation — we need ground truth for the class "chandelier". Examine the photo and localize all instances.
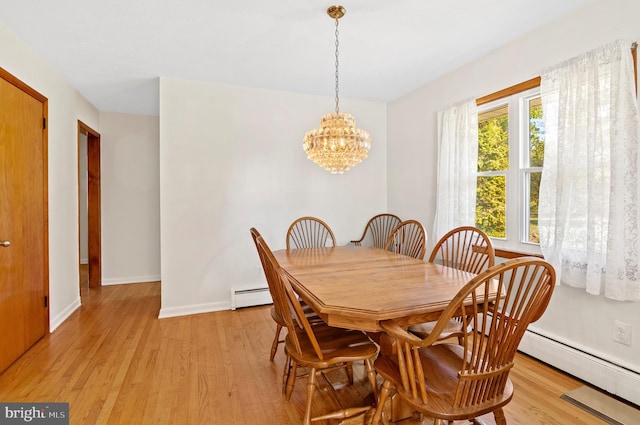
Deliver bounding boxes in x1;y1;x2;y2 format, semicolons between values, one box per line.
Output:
303;5;371;174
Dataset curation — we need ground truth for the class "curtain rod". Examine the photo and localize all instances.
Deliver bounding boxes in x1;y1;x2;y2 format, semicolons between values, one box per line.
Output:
478;42;639;105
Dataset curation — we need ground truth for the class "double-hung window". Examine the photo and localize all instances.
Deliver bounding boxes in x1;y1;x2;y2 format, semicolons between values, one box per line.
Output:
475;79;543;253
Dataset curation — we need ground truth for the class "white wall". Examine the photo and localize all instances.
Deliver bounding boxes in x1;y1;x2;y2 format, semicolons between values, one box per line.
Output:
158;77;387;317
99;112;161;285
387;0;640;401
0;22;100;330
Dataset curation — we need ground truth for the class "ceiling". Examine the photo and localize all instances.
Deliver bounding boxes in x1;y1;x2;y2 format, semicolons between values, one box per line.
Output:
1;0;593;116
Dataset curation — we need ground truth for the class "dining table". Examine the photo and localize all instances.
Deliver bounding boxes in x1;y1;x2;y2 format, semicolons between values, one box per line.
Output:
273;245;501;422
273;245;496;333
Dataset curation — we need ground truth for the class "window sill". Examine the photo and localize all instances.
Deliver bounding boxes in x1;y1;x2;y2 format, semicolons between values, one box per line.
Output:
494;247;543;259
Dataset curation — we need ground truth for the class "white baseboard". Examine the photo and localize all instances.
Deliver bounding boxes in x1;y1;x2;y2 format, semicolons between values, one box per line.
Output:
101;274;161;285
49;297;81;332
158;300;229;319
519;327;640;406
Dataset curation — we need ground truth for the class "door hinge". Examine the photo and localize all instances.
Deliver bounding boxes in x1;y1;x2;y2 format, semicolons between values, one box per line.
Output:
44;295;48;308
43;117;46;129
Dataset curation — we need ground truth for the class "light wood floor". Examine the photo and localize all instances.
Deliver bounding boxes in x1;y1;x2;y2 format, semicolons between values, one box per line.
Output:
0;281;617;425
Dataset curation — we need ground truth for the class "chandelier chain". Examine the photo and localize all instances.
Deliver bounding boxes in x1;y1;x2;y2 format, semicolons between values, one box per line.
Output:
334;17;340;114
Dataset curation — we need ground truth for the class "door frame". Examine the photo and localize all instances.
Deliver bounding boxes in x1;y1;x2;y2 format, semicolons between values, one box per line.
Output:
78;121;101;289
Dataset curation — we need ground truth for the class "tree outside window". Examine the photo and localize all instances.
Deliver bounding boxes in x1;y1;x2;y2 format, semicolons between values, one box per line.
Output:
476;89;544;246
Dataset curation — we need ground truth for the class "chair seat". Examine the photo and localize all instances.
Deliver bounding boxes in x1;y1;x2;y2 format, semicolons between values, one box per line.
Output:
407;318;466;340
374;343;513;421
286;324;378;368
269;303;323;363
271;303;323;327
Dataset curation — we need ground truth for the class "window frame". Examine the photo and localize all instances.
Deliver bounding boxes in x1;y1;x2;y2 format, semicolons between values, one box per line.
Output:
520;93;544;245
476;78;542;256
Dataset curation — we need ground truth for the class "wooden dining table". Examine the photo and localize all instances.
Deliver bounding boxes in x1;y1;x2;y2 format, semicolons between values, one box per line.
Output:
273;245;491;334
274;245;503;422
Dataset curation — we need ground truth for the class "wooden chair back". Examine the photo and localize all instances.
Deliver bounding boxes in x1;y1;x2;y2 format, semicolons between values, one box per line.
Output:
251;228;288;319
374;257;555;423
286;216;336;250
255;233;323;358
251;227;287;360
429;226;495;274
383;219;427;260
256;233;380;425
351;213;402;248
410;227;495;342
250;227;267;273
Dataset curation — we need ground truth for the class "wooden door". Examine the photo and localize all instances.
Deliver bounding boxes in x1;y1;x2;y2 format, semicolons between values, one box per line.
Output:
0;68;49;373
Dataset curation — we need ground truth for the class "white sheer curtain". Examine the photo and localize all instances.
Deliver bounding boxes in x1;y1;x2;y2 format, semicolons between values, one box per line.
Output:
539;39;640;301
433;100;478;242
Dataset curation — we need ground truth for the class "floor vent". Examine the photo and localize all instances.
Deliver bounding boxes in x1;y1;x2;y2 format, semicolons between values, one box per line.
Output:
561;386;640;425
230;286;272;310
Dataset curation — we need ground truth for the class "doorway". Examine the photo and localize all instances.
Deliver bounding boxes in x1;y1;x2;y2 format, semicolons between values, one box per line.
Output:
78;121;101;290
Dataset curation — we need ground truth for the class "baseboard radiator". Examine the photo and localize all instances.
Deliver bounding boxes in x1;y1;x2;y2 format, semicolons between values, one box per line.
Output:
230;286;272;310
519;327;640;407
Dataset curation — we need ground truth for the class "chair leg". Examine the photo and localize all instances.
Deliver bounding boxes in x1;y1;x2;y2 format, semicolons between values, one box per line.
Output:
282;356;298;401
284;359;298;400
372;380;392;425
303;368;318;425
364;358;378;402
282;355;289;393
345;362;354;384
270;324;283;361
493;408;507;425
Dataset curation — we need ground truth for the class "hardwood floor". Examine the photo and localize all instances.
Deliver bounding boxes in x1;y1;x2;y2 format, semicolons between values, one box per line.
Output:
0;281;614;424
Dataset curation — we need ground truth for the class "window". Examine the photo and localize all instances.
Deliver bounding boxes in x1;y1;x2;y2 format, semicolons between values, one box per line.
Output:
475;78;543;252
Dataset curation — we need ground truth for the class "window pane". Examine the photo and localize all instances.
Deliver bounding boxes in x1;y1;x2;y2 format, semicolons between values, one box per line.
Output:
527;171;541;243
476;175;506;238
478;105;509;172
529;97;544;167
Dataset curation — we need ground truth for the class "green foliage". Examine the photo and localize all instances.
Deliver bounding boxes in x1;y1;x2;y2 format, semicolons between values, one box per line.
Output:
476;176;506;238
475;102;545;241
477;115;508;172
528;104;544;242
476;112;509;238
528;172;541;243
529;105;545;167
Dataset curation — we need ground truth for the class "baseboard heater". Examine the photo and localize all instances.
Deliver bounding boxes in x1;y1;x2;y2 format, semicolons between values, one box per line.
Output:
519;327;640;407
230;286;272;310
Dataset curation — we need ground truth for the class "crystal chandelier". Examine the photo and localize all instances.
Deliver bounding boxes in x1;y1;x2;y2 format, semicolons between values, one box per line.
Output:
303;5;371;174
